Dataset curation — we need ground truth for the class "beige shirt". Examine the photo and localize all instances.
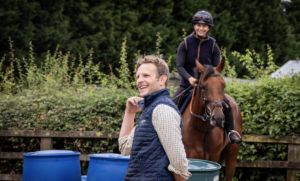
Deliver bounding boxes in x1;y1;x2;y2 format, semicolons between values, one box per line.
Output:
118;104;191;180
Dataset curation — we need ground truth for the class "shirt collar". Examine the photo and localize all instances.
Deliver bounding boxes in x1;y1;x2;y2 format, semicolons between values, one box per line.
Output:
143;88;170;107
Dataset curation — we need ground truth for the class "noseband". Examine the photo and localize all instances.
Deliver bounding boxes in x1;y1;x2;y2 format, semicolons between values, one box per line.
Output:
190;98;226;121
190;84;227;127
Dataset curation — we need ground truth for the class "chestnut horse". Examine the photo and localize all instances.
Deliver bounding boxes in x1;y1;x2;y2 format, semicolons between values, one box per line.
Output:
182;58;242;181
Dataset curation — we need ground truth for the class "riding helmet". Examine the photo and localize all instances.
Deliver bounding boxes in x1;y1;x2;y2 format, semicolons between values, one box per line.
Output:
192;10;214;27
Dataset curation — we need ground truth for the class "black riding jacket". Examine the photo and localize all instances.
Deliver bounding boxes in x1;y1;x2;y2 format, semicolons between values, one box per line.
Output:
176;33;221;87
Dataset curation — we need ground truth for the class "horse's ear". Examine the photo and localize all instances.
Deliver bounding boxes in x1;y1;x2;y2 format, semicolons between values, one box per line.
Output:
216;56;225;73
195;59;205;73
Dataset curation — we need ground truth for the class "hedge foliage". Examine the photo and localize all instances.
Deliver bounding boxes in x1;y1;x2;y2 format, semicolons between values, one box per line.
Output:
1;75;299;147
226;76;300;180
0;85;137;154
227;75;300;137
0;86;133;132
2;75;298;134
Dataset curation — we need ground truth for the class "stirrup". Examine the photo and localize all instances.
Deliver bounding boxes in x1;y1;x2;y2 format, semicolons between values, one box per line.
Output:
228;130;242;144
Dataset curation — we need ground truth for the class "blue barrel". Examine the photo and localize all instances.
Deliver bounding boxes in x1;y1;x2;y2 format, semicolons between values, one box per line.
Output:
87;153;129;181
81;175;87;181
23;150;81;181
187;159;221;181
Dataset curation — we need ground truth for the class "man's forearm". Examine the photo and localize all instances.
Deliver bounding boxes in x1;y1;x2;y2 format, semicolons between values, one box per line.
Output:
119;110;135;137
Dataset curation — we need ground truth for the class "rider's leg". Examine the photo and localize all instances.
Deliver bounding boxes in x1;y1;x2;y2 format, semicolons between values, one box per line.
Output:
224;99;242;144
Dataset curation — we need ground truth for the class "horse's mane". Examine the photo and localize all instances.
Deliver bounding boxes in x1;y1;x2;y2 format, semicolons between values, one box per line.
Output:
202;66;218;81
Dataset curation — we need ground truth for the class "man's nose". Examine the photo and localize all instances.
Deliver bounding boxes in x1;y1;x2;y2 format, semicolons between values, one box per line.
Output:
136;76;143;83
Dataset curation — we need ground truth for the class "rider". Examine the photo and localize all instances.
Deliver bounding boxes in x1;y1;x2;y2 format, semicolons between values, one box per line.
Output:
174;10;241;144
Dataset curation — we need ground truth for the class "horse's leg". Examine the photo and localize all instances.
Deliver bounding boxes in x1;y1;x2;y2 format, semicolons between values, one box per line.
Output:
208;129;224;163
223;144;239;181
223;95;243;181
183;129;205;159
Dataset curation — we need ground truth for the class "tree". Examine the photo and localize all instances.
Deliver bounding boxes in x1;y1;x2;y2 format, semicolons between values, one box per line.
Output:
0;0;299;75
285;0;300;59
213;0;297;64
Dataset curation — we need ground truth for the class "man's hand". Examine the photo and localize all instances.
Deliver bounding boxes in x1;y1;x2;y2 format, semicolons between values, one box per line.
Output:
173;173;185;181
119;96;144;138
125;96;144;114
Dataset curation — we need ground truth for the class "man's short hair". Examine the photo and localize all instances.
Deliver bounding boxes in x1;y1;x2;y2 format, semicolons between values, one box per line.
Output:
135;55;170;80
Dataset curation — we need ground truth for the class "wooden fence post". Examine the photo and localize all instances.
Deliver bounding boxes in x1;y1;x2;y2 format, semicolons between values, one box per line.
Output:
287;144;300;181
40;138;52;150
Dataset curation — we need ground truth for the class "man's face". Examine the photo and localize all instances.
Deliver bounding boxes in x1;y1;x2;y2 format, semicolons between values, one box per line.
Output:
136;63;166;97
193;23;209;38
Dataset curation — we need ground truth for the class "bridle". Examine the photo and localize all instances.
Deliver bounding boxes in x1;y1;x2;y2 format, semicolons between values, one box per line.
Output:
189;78;227;127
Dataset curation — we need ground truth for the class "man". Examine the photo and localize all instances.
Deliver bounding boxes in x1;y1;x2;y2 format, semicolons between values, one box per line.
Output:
119;55;191;181
174;10;241;144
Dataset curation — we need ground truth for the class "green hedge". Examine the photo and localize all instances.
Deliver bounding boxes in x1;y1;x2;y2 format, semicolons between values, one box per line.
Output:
1;75;298;151
226;75;300;180
0;85;135;156
0;85;134;131
226;75;300;137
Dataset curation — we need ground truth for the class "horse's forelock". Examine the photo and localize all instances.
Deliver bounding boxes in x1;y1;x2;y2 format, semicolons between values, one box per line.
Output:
203;66;217;81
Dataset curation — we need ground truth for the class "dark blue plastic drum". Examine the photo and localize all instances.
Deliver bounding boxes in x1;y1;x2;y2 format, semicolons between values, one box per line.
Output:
23;150;81;181
81;175;87;181
87;153;129;181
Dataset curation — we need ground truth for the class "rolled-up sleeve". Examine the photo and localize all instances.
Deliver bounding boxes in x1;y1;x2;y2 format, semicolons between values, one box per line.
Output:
118;127;135;156
152;104;191;180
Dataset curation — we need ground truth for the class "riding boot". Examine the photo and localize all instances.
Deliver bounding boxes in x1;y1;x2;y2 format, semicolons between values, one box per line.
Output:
224;99;242;144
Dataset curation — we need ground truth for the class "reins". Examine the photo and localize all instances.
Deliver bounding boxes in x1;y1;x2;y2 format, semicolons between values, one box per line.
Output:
173;86;192;100
189;83;211;122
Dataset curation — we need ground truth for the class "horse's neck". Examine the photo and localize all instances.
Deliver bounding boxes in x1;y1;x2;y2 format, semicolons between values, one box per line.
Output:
190;90;205;115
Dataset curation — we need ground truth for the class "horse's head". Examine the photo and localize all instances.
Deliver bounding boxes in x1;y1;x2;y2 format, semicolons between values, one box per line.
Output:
191;57;227;128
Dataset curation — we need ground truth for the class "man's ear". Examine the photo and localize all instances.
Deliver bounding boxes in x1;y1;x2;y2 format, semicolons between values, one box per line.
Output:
159;75;168;86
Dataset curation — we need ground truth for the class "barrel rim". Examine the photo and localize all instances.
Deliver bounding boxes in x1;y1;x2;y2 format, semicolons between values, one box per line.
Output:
23;150;80;157
188;159;221;171
89;153;130;161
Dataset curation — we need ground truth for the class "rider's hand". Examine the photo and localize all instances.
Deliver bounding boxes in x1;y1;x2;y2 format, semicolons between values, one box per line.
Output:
188;76;198;87
125;96;144;114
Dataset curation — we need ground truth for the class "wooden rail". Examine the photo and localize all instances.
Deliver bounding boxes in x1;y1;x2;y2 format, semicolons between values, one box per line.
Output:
0;130;299;181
